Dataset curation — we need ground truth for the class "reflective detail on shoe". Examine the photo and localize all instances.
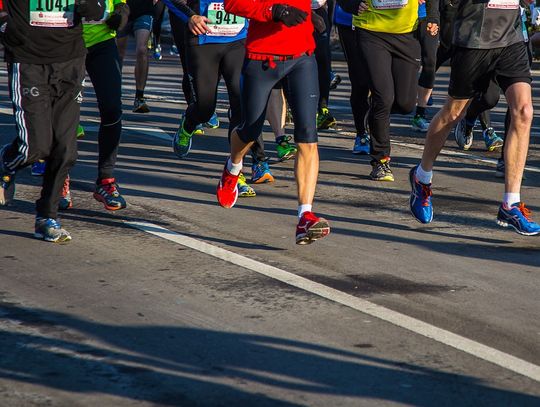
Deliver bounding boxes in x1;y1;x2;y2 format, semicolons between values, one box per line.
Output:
483;128;504;152
370;157;394;182
316;107;337;130
31;160;46;176
217;164;239;208
205;112;220;129
170;44;179;55
329;72;342;90
238;172;256;197
352;133;370;155
58;175;73;210
276;135;297;161
409;165;433;224
454;118;473;150
496;202;540;236
93;178;127;211
172;121;193;159
153;44;162;60
296;211;330;245
133;97;150;113
251;160;275;184
0;148;16;206
34;217;72;243
411;115;429;132
76;124;85;139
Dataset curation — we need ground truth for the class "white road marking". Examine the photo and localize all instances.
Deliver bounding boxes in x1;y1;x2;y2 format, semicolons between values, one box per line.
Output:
127;220;540;383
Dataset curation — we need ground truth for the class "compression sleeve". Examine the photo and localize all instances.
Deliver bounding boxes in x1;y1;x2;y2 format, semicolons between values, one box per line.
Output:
167;0;196;19
426;0;440;24
162;0;190;22
224;0;274;22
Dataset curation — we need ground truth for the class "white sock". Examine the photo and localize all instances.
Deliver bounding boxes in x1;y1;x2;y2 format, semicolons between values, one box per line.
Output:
415;165;433;185
298;204;312;219
503;193;520;208
226;157;242;176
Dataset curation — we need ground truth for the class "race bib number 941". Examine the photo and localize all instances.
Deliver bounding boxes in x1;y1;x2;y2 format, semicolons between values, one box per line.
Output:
29;0;75;27
206;2;245;37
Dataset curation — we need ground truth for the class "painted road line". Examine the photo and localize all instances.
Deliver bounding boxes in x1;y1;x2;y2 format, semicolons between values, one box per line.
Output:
126;220;540;383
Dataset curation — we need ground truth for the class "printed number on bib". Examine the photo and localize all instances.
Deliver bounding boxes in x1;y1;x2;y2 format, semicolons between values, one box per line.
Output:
487;0;519;9
371;0;408;10
206;2;245;37
29;0;75;27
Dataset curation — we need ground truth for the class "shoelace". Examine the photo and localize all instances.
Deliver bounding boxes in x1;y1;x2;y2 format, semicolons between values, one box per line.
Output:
101;182;117;195
421;184;432;207
517;203;532;221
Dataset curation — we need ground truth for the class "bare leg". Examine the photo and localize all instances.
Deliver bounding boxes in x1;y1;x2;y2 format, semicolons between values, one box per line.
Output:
503;82;533;194
417;86;433;108
295;143;319;205
134;29;151;93
230;130;254;164
420;96;471;171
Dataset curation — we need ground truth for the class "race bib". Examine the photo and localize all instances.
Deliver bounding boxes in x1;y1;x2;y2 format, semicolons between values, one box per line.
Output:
371;0;408;9
206;2;245;37
487;0;519;9
29;0;75;27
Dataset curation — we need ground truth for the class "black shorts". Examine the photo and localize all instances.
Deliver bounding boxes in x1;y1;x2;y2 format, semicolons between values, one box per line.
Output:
448;41;531;99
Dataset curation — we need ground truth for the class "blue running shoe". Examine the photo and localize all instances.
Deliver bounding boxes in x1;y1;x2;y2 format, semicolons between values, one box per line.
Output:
409;165;433;224
205;111;219;129
251;160;274;184
31;160;46;176
496;202;540;236
34;217;72;243
483;128;503;152
172;121;193;158
352;133;370;155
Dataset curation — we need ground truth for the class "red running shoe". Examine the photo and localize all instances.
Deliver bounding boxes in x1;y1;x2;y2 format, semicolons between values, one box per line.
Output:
217;164;239;208
295;211;330;245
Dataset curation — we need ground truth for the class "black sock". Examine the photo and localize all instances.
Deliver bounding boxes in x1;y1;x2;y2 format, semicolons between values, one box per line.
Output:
135;89;144;99
416;106;426;118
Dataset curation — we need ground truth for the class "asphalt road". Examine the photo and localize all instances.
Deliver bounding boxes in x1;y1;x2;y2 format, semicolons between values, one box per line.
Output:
0;49;539;406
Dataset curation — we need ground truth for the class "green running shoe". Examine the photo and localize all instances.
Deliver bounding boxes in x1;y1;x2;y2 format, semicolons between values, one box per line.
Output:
76;124;85;139
316;107;337;130
276;135;297;161
172;121;193;158
238;172;256;197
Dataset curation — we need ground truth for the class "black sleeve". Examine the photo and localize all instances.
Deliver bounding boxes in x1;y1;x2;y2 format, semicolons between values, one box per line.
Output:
168;0;196;18
336;0;363;15
426;0;440;25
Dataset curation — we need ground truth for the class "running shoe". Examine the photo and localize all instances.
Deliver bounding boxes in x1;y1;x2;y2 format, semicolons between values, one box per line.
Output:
172;122;193;158
276;135;297;161
352;133;370;155
205;112;219;129
370;157;394;182
34;217;71;243
217;163;239;208
411;115;429;132
454;118;473;150
193;124;204;135
251;160;274;184
170;44;179;56
31;160;46;176
58;175;73;210
409;165;433;224
77;124;85;139
316;107;337;130
329;72;342;90
483;128;504;152
238;172;256;197
133;97;150;113
153;44;162;60
0;169;15;206
495;158;505;179
93;178;127;211
295;211;330;245
496;202;540;236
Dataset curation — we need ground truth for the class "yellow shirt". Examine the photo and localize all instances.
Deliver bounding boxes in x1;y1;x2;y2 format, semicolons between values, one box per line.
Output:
352;0;419;34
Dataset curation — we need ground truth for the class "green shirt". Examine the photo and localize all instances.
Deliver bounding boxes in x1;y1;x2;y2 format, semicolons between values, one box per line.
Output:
83;0;125;48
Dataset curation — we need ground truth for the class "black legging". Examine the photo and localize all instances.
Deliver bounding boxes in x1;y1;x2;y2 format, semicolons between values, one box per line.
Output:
86;38;123;181
153;0;166;46
417;18;439;89
313;6;331;110
169;11;194;105
358;29;420;160
338;24;369;135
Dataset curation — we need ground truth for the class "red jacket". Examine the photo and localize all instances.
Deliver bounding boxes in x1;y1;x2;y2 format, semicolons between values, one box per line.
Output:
224;0;315;57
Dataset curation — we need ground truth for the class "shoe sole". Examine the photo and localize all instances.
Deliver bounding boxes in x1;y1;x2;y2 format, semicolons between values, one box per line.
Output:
296;219;330;245
278;151;296;162
34;232;72;243
370;175;394;182
252;174;275;184
93;193;126;211
496;219;540;236
486;141;503;152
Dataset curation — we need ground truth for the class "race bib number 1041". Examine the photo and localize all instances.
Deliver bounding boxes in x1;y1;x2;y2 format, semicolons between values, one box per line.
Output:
29;0;75;28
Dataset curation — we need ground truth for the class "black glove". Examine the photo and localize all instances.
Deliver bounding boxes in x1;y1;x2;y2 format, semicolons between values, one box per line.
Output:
272;4;308;27
106;3;129;31
77;0;105;21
